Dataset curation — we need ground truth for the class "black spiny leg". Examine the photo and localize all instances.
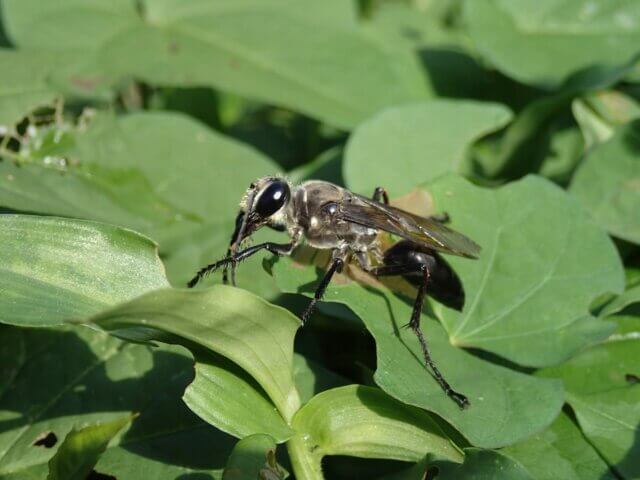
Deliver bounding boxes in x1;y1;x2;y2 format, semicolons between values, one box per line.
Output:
301;256;344;325
188;241;295;288
371;259;470;409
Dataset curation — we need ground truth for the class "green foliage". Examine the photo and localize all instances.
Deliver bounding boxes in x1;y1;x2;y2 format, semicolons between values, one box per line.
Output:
0;0;639;479
47;415;133;480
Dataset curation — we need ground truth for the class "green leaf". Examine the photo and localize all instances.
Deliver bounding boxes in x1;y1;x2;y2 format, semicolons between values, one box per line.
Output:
570;121;640;244
600;284;640;317
0;325;234;479
0;49;58;127
271;257;564;448
501;412;615;480
89;286;302;422
464;0;640;89
344;100;512;195
183;351;295;443
47;415;133;480
433;448;533;480
0;215;169;327
288;385;462;475
222;434;286;480
0;111;281;295
539;318;640;478
2;0;431;128
432;175;623;366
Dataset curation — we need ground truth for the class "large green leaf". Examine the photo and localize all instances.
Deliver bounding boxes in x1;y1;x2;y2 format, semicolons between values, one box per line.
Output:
539;319;640;478
0;215;168;327
2;0;431;128
464;0;640;89
431;175;624;366
570;121;640;244
0;325;234;479
222;434;286;480
0;49;58;127
88;286;302;422
47;416;132;480
271;257;564;448
501;412;615;480
344;100;512;195
287;385;463;476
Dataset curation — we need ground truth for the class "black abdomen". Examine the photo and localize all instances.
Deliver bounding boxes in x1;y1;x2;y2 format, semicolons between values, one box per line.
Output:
384;240;465;311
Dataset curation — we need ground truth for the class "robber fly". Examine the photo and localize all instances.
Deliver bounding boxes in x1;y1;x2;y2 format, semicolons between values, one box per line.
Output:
188;177;480;408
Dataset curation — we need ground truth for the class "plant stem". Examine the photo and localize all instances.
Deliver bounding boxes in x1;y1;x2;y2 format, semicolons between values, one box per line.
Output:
286;433;324;480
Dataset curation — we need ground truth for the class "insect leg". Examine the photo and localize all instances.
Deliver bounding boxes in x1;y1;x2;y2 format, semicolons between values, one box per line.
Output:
300;254;345;325
188;241;295;288
372;186;390;204
371;261;470;409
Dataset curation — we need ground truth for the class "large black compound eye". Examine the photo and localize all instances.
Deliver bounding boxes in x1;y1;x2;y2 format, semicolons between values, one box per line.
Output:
254;180;290;217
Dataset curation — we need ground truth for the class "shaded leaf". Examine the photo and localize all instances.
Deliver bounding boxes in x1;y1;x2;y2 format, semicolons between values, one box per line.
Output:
464;0;640;89
271;257;564;448
344;100;512;195
570;121;640;244
47;415;132;480
222;434;286;480
183;351;294;443
0;49;58;127
0;215;168;327
502;412;615;480
600;284;640;317
431;175;623;367
433;448;533;480
89;286;302;422
0;326;234;479
539;318;640;478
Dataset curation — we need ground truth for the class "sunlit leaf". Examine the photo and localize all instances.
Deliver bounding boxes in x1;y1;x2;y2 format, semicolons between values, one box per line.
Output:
0;215;168;327
2;0;431;128
344;100;512;195
288;385;463;475
430;175;623;367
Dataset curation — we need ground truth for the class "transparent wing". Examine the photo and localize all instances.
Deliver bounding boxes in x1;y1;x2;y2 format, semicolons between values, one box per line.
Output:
338;194;481;259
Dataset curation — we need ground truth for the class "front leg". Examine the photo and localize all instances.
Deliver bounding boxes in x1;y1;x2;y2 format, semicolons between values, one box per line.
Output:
188;241;296;288
301;251;346;325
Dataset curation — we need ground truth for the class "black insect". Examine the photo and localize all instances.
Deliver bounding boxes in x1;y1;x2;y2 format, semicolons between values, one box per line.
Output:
188;177;480;408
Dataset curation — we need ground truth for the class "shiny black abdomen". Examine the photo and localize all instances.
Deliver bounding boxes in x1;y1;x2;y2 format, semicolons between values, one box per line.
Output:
383;240;465;311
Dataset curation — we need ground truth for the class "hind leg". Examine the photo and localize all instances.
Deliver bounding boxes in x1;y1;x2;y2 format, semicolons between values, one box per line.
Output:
370;246;469;409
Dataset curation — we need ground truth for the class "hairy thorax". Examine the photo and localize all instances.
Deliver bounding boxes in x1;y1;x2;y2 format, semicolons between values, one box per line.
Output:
290;181;378;251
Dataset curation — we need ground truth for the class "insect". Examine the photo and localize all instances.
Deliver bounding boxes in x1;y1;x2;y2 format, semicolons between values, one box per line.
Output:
188;177;480;408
